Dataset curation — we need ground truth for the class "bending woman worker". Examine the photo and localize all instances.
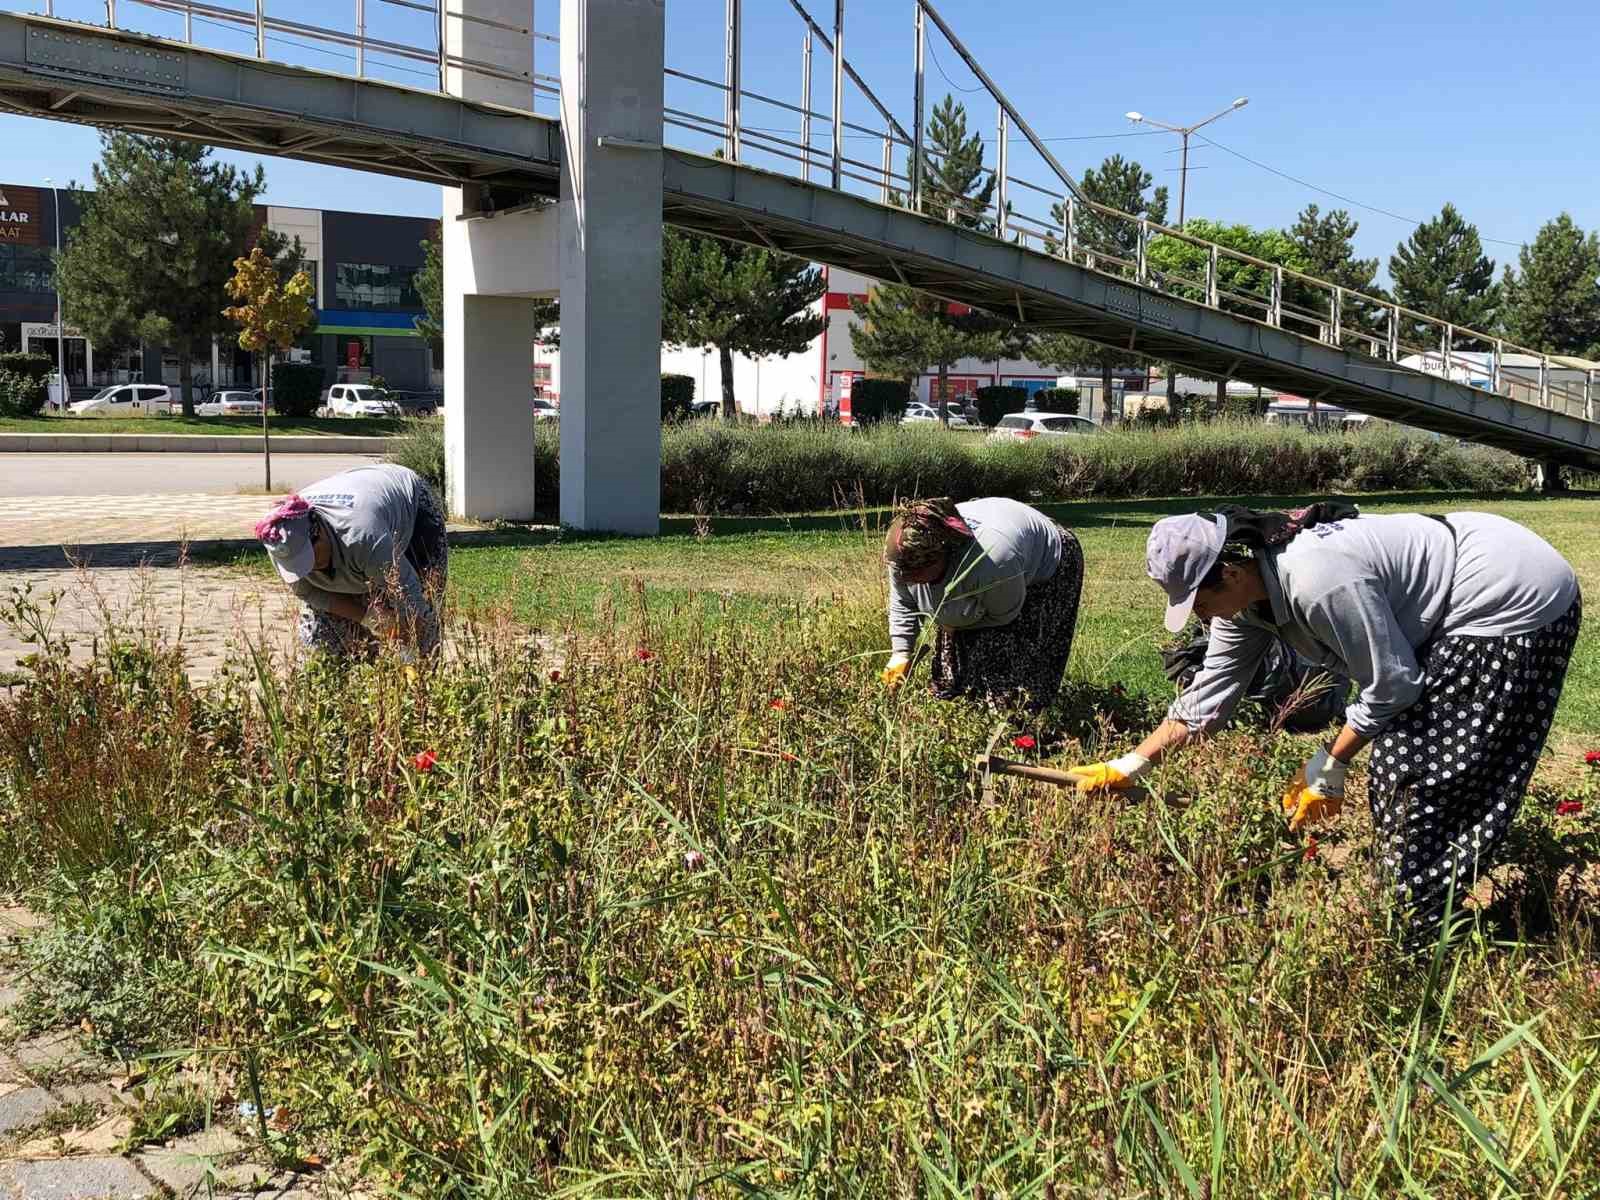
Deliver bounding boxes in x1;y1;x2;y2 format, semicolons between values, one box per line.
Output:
255;463;448;657
1068;503;1581;946
882;496;1084;709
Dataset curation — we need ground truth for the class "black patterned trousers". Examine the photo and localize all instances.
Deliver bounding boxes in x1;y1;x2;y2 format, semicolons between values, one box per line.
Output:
930;526;1084;712
1367;593;1582;948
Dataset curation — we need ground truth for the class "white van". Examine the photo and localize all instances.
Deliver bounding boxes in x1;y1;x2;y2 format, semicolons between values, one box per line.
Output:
66;384;176;417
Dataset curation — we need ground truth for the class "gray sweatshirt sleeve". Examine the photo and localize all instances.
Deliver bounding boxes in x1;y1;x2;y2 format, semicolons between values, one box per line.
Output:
1300;582;1424;737
1167;617;1274;734
887;574;925;656
290;578;339;614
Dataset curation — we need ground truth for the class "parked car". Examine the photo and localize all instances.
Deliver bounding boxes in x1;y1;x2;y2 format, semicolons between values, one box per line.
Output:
392;390;442;417
689;399;721;419
253;388;273;412
197;389;264;416
903;401;979;427
322;383;401;418
532;397;561;421
67;384;175;417
986;412;1100;441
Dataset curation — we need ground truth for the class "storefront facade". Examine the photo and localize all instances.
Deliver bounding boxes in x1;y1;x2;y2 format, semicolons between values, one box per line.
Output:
0;181;438;398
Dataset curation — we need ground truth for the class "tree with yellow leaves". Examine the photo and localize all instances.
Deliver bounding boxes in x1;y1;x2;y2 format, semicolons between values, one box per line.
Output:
223;246;314;490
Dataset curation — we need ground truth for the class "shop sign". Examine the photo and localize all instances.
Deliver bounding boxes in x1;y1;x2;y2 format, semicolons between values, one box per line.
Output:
22;322;85;340
0;186;43;245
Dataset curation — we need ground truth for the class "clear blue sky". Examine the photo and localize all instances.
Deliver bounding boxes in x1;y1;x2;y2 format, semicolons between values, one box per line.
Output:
4;0;1595;280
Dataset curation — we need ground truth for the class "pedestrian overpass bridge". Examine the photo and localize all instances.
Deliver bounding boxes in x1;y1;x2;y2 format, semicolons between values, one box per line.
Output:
2;0;1595;531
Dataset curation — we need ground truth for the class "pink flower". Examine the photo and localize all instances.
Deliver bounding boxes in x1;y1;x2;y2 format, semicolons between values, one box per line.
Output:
412;749;438;773
769;698;789;711
1012;735;1037;751
1555;800;1584;817
635;648;654;663
1585;750;1600;766
683;850;706;871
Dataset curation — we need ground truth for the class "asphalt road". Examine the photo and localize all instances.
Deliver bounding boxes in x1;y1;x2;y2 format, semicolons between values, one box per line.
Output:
0;453;382;497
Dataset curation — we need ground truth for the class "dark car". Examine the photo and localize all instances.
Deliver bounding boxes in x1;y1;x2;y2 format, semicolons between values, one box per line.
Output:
390;390;441;417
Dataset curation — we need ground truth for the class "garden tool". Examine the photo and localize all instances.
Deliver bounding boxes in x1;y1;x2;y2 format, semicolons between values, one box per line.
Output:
973;728;1146;803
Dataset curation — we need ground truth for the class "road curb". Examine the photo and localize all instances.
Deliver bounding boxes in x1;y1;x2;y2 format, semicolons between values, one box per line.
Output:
0;433;401;453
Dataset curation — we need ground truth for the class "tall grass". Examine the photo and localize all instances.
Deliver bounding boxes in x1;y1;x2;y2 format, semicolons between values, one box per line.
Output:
1;580;1596;1197
387;419;1527;519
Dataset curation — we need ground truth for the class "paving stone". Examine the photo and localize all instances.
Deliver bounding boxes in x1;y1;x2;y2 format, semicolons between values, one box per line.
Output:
12;1033;89;1076
0;986;20;1011
131;1127;248;1198
0;1086;59;1135
0;1155;157;1198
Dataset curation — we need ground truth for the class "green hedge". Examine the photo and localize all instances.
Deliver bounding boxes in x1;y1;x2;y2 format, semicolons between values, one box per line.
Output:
1031;387;1080;415
973;385;1025;427
661;374;695;422
271;362;324;417
849;378;910;425
390;418;1527;519
0;353;52;417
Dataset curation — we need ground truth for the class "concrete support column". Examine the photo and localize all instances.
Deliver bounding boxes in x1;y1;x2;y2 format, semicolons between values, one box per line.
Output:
442;188;555;520
444;0;534;108
558;0;665;534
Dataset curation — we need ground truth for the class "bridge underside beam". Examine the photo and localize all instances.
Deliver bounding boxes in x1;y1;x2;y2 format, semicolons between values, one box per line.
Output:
0;14;560;192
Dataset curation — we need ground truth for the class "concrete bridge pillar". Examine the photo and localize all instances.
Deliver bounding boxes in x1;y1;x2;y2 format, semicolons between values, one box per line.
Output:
557;0;665;533
441;0;545;521
442;0;664;532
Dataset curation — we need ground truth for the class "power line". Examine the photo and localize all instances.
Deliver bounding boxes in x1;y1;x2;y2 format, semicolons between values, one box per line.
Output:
1195;132;1524;248
924;38;984;94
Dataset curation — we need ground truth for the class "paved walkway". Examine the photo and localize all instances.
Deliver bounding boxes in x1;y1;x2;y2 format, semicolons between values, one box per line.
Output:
1;494;302;684
2;908;368;1199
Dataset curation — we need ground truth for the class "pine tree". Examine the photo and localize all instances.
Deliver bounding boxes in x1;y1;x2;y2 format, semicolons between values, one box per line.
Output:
1290;204;1379;292
661;231;825;419
1500;213;1600;356
849;285;1004;420
1388;203;1498;345
55;133;265;416
913;95;996;229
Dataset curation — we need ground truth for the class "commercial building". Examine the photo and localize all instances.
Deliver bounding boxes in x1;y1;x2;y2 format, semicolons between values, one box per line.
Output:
0;180;437;397
541;268;1141;421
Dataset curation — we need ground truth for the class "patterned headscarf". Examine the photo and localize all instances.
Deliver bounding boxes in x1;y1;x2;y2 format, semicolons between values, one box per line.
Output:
884;497;975;573
254;493;311;545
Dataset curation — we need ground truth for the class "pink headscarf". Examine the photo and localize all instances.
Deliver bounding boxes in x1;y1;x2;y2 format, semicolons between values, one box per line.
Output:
254;494;311;545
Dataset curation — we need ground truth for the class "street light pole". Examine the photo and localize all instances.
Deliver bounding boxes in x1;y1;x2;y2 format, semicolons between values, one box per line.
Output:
1124;96;1248;230
1123;98;1248;411
44;177;65;410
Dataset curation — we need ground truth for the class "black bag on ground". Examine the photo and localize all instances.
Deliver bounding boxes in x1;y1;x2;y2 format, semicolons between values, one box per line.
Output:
1159;625;1351;733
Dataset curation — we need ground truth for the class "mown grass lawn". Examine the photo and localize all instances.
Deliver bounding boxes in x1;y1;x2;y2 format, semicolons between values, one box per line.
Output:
0;414;410;436
433;490;1600;737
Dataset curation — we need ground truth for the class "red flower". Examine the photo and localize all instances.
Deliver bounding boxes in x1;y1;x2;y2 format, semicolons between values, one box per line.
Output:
1556;800;1584;817
412;749;438;773
1585;750;1600;766
1012;735;1037;751
769;698;789;711
1303;838;1319;862
548;669;562;682
634;648;654;663
780;751;799;764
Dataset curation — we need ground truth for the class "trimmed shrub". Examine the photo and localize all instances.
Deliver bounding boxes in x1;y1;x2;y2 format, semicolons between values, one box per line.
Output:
0;368;49;418
1030;387;1080;415
0;352;53;382
973;385;1026;427
849;378;910;425
661;374;695;422
271;362;325;417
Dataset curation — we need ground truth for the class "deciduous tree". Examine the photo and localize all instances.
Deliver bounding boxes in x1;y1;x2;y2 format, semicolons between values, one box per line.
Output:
223;246;314;490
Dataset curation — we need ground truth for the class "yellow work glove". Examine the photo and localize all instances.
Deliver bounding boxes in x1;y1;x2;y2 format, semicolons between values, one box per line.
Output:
1063;752;1151;794
881;653;910;689
1282;748;1347;833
